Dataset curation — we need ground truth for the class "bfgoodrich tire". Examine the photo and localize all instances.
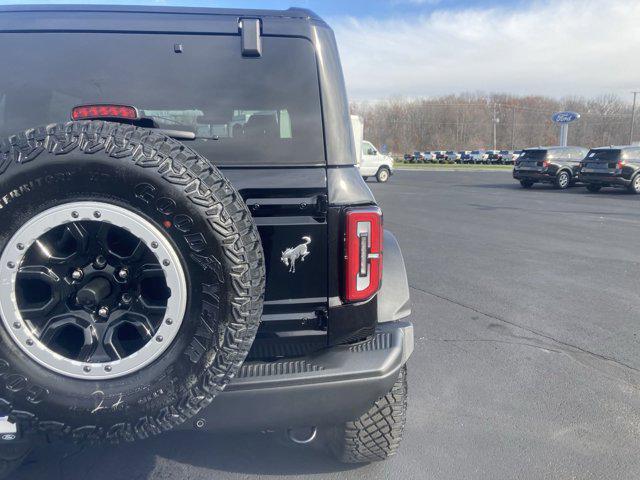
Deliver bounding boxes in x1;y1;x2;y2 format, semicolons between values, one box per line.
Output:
328;366;408;463
0;121;265;443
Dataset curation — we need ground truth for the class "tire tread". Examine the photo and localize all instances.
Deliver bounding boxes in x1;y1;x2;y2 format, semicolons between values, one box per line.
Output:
0;121;265;443
331;366;407;463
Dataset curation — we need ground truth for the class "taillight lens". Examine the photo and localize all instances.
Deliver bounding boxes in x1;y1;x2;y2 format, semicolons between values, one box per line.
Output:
542;160;550;168
344;207;383;303
72;105;138;121
617;160;626;169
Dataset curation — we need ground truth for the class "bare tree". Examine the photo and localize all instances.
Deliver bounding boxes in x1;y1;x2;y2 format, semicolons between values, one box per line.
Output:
351;93;634;154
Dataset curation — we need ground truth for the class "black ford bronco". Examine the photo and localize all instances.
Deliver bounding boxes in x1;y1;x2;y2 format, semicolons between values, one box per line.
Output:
0;5;413;477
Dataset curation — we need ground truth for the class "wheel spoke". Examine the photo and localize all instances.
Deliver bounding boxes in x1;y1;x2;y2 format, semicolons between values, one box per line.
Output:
38;313;93;360
16;266;63;319
135;263;170;312
103;313;154;360
33;222;88;264
63;222;89;253
17;265;60;284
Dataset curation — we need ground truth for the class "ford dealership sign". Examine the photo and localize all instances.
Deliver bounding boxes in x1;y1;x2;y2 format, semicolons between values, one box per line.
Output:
552;111;580;123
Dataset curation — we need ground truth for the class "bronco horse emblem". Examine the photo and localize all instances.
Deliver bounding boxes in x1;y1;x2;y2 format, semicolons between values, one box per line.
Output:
281;236;311;273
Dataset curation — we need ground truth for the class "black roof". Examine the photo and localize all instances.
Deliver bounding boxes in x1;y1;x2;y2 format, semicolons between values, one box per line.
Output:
0;3;321;19
0;3;328;37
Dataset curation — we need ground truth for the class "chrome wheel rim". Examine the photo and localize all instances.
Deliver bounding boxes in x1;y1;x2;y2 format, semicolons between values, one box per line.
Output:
379;171;389;181
0;202;187;380
559;173;569;188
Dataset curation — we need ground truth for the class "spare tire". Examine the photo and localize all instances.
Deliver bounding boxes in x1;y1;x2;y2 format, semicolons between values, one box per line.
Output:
0;121;265;443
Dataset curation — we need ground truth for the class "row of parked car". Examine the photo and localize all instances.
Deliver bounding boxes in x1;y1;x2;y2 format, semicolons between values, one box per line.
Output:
512;145;640;193
404;149;521;165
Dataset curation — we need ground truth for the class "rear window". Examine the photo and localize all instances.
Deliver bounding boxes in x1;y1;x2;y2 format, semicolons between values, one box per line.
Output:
520;150;547;160
0;33;325;166
586;149;621;161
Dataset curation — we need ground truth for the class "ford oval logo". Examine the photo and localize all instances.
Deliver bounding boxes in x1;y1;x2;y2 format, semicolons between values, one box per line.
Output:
552;111;580;123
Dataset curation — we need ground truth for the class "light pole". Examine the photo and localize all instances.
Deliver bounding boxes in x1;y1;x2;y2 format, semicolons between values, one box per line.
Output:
629;91;640;145
492;104;499;150
511;104;516;150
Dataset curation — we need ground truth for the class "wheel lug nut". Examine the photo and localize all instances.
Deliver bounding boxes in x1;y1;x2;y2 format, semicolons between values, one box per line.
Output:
121;293;132;305
72;268;84;281
118;268;129;280
94;255;107;269
98;306;110;318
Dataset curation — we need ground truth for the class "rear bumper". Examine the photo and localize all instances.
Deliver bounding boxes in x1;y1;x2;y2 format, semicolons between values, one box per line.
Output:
180;320;413;432
513;169;554;182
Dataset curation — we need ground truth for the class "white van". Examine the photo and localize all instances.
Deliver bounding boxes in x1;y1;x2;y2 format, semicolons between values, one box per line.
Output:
351;115;395;182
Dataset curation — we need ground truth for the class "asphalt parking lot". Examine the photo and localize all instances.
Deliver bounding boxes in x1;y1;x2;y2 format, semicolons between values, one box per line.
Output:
15;170;640;480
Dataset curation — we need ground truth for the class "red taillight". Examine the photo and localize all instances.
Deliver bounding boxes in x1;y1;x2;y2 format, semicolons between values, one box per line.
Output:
344;207;383;303
542;160;550;168
71;105;138;121
617;160;626;169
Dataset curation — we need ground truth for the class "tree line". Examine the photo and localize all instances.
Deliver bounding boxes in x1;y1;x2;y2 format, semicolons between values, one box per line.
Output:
350;93;635;154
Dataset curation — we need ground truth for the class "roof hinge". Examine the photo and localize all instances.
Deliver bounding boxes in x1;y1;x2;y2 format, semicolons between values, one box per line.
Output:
239;18;262;58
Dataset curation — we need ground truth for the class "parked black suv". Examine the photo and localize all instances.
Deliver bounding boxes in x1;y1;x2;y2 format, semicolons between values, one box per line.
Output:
513;146;588;189
578;146;640;193
0;5;413;477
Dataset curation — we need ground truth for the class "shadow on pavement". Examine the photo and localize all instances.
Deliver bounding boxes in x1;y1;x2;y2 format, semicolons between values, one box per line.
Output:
15;430;361;480
457;182;640;197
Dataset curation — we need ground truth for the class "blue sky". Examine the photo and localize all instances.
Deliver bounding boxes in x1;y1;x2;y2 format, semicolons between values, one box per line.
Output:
2;0;638;100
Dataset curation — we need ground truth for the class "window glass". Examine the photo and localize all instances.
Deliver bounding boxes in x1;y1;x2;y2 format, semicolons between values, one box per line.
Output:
363;141;376;155
588;149;621;161
0;33;325;166
519;150;547;160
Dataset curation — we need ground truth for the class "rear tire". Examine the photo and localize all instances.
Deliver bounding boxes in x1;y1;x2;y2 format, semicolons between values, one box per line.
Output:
628;175;640;194
328;366;407;463
0;443;31;480
376;168;390;183
586;184;602;193
520;180;534;188
555;170;571;190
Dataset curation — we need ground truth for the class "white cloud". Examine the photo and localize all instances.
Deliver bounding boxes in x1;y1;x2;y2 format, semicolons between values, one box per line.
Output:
332;0;640;100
